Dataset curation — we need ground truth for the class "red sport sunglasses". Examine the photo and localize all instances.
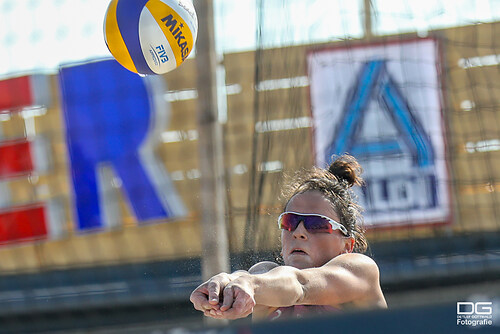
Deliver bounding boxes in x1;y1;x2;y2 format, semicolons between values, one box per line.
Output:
278;211;349;236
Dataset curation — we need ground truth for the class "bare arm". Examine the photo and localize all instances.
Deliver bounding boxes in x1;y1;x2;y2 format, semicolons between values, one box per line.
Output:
251;253;384;307
247;261;280;319
190;254;386;319
216;253;385;319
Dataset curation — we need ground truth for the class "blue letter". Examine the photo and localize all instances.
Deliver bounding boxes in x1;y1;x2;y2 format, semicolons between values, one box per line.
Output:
59;59;186;231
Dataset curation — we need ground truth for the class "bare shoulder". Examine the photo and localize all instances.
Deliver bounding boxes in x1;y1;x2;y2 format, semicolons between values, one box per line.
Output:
327;253;381;281
248;261;279;274
326;253;386;308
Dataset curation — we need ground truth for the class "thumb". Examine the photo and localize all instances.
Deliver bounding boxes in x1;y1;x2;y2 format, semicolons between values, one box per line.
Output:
208;280;221;305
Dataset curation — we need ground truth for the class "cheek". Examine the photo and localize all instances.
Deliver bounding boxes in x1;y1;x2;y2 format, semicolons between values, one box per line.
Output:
315;235;344;256
280;231;291;250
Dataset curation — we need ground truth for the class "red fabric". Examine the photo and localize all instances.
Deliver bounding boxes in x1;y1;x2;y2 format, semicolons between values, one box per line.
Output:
0;140;34;178
0;76;33;111
0;204;47;244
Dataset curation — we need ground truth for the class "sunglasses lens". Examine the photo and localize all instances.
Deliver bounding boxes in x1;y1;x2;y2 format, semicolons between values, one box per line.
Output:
279;213;333;233
305;215;333;233
279;213;299;231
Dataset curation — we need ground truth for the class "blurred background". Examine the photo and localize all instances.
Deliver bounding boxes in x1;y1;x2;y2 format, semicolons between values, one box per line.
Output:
0;0;499;333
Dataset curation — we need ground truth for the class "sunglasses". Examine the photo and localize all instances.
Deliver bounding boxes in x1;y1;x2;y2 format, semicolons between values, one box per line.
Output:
278;211;349;236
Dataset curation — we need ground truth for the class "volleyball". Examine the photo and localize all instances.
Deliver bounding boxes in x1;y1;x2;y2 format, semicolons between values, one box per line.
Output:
104;0;198;75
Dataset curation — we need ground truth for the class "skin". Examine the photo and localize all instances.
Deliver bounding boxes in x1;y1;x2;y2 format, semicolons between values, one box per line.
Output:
190;190;387;320
281;190;354;269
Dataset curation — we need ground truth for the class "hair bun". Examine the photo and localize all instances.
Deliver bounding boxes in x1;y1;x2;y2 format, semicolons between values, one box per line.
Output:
328;154;364;188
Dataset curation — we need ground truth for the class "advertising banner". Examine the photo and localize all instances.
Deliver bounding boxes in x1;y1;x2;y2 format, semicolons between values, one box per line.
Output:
308;39;450;227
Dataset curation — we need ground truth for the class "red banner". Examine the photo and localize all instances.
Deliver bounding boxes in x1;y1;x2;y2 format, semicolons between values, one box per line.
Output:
0;76;33;111
0;204;48;244
0;139;34;178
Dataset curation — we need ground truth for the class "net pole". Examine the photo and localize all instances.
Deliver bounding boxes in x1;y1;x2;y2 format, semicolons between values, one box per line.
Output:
194;0;230;281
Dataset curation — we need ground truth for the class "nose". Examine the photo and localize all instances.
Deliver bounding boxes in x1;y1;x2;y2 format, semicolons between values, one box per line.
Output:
292;222;308;240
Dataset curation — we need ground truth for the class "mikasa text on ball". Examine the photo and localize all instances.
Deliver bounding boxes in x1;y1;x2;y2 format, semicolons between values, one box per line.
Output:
104;0;198;75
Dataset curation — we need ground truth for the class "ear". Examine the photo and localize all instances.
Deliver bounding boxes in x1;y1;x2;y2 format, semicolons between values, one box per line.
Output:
344;237;355;253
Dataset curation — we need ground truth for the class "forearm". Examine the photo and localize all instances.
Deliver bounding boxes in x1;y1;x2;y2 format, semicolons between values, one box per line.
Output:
249;266;305;307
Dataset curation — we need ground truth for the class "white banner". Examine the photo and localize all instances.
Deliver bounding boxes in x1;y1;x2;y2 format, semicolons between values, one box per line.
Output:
307;39;450;227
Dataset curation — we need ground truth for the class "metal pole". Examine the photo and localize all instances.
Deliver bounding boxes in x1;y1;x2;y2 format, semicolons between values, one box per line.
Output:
363;0;373;40
193;0;230;281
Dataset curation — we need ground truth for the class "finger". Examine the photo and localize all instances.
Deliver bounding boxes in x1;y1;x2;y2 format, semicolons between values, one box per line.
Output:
190;290;210;311
220;285;234;311
232;296;249;314
190;287;222;312
207;281;221;305
222;289;255;318
204;309;224;318
220;308;251;320
221;299;254;319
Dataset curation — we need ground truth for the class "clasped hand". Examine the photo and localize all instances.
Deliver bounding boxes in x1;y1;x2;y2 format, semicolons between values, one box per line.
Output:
190;272;256;319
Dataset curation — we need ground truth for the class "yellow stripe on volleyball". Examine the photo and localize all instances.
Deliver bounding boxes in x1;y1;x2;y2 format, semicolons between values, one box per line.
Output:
105;0;138;73
145;0;194;68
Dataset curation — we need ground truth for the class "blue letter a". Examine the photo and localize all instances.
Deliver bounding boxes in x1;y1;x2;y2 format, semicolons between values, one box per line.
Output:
326;60;434;168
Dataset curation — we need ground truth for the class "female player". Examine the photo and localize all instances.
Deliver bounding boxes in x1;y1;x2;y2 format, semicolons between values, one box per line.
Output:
190;155;387;321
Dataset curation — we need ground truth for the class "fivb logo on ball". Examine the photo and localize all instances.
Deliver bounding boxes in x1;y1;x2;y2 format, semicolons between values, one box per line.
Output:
104;0;198;75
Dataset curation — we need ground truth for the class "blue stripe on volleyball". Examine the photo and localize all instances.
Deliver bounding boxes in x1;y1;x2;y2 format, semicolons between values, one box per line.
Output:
116;0;155;75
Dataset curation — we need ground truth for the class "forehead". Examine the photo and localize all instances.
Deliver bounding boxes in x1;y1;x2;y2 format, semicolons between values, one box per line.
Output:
286;190;338;220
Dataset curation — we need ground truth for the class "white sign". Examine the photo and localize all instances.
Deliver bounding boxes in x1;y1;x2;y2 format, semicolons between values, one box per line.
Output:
457;302;494;327
308;39;450;227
